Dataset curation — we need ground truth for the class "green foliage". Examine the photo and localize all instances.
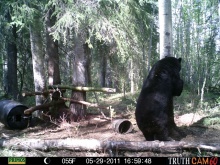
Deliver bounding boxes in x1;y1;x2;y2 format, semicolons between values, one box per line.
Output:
51;0;158;74
0;0;218;111
172;0;219;96
202;116;220;127
174;89;199;113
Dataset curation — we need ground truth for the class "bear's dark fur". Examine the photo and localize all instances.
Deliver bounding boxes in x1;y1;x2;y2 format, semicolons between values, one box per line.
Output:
135;57;183;141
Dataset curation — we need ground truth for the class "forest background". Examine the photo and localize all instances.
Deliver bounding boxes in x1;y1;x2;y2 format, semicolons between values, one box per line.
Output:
0;0;220;118
0;0;220;157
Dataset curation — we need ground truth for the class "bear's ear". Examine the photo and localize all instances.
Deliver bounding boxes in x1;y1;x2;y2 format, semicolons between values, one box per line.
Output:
178;58;182;63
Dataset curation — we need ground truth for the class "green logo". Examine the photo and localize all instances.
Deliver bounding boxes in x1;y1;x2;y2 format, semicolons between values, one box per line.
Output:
8;157;26;165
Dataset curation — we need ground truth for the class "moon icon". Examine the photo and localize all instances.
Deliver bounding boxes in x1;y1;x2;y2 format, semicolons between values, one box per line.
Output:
44;158;51;164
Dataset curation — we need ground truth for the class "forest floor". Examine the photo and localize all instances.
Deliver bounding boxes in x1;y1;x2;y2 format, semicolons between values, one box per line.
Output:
0;91;220;157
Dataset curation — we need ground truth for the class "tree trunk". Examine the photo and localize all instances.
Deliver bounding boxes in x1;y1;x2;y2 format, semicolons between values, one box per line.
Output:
130;59;134;93
45;6;61;85
159;0;173;59
84;43;92;86
106;61;113;88
69;33;89;122
218;0;220;52
30;12;46;118
6;11;18;100
98;41;108;87
1;54;5;92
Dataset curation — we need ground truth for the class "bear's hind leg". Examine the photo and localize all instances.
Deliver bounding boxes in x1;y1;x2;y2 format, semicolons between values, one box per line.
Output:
154;123;173;141
141;130;155;141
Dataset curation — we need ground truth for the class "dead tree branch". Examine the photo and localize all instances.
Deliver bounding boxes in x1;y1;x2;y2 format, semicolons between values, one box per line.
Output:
22;90;66;97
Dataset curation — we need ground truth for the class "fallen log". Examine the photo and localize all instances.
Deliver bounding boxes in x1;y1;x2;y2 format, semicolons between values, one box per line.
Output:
24;100;65;115
24;98;110;115
22;90;66;97
22;91;50;97
61;98;110;119
1;138;220;153
48;85;116;93
61;98;110;110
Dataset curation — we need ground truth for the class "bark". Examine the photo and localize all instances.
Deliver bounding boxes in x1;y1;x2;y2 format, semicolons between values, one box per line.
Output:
68;32;92;121
6;11;18;100
84;43;92;86
159;0;173;59
45;6;61;85
106;62;113;88
98;42;108;87
130;59;134;93
30;12;46;117
1;138;220;153
147;5;154;74
218;0;220;51
2;53;7;95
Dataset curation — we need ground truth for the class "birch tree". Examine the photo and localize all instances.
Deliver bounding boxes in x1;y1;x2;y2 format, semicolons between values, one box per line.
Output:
159;0;173;59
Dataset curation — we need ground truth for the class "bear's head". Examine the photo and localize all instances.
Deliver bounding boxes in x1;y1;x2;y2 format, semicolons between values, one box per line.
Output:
149;57;183;96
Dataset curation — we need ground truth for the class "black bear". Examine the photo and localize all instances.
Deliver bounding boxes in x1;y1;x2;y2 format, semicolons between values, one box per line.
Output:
135;57;183;141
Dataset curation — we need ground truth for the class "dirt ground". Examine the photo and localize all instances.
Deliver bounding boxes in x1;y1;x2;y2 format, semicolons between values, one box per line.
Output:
0;110;220;157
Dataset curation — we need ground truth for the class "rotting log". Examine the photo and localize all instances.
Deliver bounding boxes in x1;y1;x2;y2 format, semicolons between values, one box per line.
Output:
1;138;220;153
48;85;116;93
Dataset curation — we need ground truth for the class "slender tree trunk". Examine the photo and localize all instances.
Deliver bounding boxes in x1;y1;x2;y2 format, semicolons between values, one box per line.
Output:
5;11;18;100
147;35;152;73
84;43;92;86
217;0;220;52
159;0;173;59
196;14;201;95
45;6;61;85
185;18;191;85
147;4;154;74
130;59;134;93
2;53;7;94
69;33;89;122
98;41;108;87
105;61;112;88
30;13;46;117
100;53;107;87
142;44;147;79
